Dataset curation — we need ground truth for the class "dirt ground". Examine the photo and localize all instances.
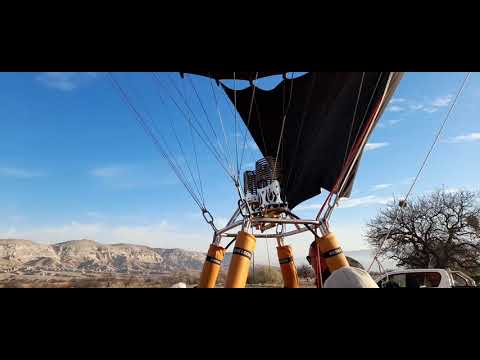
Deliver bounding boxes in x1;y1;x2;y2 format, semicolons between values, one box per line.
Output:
0;272;317;288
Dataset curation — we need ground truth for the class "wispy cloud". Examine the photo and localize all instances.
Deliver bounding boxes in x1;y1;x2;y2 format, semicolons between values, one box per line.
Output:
431;95;453;108
184;211;230;231
215;217;229;229
388;119;401;126
365;142;389;151
7;215;26;223
387;105;404;112
295;203;325;211
296;195;392;211
401;177;415;185
448;132;480;143
390;95;453;114
386;98;407;112
339;195;392;209
417;95;453;113
0;167;44;179
36;72;98;91
91;166;127;178
379;119;401;128
371;183;393;191
0;220;193;247
90;165;179;189
444;187;460;194
409;104;424;111
86;212;104;219
0;220;207;251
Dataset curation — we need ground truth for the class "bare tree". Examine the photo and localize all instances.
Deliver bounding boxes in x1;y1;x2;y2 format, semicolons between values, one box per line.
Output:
366;189;480;272
297;264;315;279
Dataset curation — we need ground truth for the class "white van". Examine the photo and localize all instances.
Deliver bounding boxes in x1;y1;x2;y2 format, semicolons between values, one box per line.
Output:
375;269;476;288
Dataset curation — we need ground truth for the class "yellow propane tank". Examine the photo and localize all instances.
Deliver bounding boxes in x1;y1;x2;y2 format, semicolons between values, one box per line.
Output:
316;232;349;272
225;231;256;288
277;245;299;288
199;244;225;288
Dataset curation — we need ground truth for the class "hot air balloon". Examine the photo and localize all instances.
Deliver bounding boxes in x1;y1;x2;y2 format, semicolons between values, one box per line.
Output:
108;71;405;288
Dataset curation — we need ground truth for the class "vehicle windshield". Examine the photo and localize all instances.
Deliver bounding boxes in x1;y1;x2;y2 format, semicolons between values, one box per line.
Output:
377;272;442;288
451;272;475;287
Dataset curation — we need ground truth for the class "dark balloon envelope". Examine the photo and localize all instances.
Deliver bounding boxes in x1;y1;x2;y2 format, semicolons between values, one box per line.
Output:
180;71;283;81
183;71;403;209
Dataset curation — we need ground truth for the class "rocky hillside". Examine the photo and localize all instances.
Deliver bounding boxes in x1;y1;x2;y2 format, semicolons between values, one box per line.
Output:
0;239;364;276
0;239;224;275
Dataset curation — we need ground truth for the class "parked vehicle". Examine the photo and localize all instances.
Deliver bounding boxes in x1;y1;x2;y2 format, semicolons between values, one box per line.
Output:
375;269;476;288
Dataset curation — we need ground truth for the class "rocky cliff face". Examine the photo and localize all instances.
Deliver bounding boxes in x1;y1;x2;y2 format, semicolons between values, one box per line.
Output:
0;239;212;274
0;239;359;275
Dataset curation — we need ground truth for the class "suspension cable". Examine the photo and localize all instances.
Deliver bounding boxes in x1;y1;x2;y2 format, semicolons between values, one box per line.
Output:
107;73;205;210
188;75;230;173
334;73;385;199
209;77;236;176
183;85;206;207
239;72;259;174
167;74;230;169
177;77;205;208
285;73;317;190
114;76;202;209
274;73;295;175
152;73;237;182
109;74;196;199
234;73;240;180
342;72;366;168
316;72;388;223
147;105;205;207
147;76;206;207
367;72;471;271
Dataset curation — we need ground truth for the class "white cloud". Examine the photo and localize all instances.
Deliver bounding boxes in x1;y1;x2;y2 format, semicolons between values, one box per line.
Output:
338;195;392;209
386;98;407;112
422;107;438;113
90;165;179;189
387;105;404;112
294;203;323;211
295;194;392;211
365;142;389;151
90;166;127;178
0;221;207;251
215;217;229;229
444;187;460;194
401;177;415;185
400;95;452;114
410;104;424;111
378;119;401;129
86;212;104;219
417;95;453;113
449;132;480;143
296;195;393;211
7;215;26;223
36;72;98;91
0;167;44;179
431;94;453;108
371;183;393;191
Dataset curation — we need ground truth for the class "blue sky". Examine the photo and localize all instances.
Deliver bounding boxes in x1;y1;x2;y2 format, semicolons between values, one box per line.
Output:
0;72;479;266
